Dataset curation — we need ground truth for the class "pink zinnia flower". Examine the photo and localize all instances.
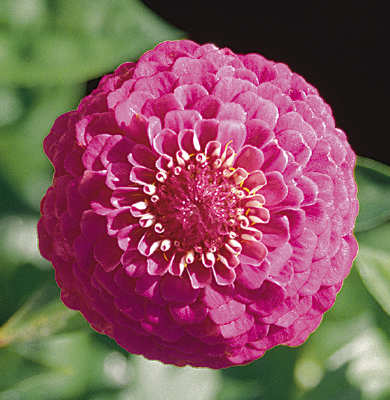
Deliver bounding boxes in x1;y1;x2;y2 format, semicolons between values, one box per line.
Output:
38;40;358;368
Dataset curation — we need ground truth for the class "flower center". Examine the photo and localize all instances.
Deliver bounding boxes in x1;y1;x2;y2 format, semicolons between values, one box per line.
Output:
132;140;270;271
150;149;246;253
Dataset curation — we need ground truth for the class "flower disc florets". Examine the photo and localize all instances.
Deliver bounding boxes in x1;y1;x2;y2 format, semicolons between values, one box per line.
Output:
38;40;358;369
128;140;268;286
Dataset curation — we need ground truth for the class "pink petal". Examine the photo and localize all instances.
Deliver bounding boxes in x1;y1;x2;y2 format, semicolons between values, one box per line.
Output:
212;76;257;102
234;145;264;172
216;120;246;153
174;83;209;108
192;95;222;119
220;313;254;339
259;214;290;248
245;119;275;148
216;102;246;123
209;300;246;325
234;91;279;129
164;110;202;133
290;228;318;272
115;91;154;127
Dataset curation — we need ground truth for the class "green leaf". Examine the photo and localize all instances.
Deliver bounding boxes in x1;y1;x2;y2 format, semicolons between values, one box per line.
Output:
354;156;390;233
0;84;83;209
354;245;390;316
0;0;184;86
0;291;76;347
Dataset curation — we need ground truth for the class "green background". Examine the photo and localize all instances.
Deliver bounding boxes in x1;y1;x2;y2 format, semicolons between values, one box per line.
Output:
1;1;390;399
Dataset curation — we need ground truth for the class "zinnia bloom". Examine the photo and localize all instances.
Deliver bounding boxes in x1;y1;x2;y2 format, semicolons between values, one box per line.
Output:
38;40;358;368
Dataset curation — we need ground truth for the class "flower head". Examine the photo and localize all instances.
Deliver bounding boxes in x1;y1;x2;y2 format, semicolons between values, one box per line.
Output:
38;40;358;368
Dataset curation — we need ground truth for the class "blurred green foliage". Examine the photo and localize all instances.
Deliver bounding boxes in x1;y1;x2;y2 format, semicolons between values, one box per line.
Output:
1;1;390;399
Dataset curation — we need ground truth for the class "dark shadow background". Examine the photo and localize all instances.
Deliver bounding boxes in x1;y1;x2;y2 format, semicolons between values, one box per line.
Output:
139;0;390;166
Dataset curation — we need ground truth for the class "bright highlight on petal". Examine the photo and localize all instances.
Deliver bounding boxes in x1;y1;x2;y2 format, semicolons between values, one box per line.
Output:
38;40;358;369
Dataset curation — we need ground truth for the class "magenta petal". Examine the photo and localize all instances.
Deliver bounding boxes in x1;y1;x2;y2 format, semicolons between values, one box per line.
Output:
100;135;135;168
129;166;155;185
299;256;331;296
127;144;157;170
192;95;222;119
94;235;122;272
259;171;288;207
243;171;267;192
80;210;107;243
216;102;246;123
275;112;317;150
213;261;236;286
126;114;150;147
303;199;328;235
113;326;157;356
275;296;313;328
245;119;275;148
106;162;132;189
114;294;145;321
142;93;183;121
160;274;200;304
240;241;268;266
236;260;271;290
321;238;352;286
278;130;312;166
135;274;166;306
261;142;288;174
172;56;217;75
107;207;137;236
178;128;201;154
194;119;219;149
174;83;209;108
248;280;286;317
153;129;180;157
82;134;110;170
147;251;171;276
290;228;318;272
121;249;147;278
117;224;145;251
138;231;161;257
169;301;208;324
144;302;180;327
133;71;178;97
200;284;235;309
187;260;213;289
